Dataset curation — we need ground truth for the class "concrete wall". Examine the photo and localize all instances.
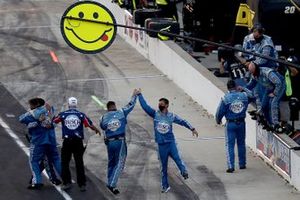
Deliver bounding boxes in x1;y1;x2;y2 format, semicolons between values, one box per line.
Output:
291;151;300;190
100;0;300;190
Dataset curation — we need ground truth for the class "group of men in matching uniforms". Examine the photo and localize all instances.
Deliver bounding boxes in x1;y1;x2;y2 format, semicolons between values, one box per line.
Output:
19;89;198;194
18;23;288;195
242;24;285;131
20;97;100;191
215;24;286;173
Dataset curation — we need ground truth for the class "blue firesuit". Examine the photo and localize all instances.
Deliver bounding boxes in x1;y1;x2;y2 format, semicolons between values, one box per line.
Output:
25;130;59;184
215;90;250;169
242;33;256;58
28;105;53;128
100;95;137;188
138;94;194;190
246;67;285;125
252;35;278;69
242;34;278;68
19;112;61;185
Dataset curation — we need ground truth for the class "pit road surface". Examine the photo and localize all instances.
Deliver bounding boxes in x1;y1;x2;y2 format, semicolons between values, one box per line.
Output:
0;0;299;200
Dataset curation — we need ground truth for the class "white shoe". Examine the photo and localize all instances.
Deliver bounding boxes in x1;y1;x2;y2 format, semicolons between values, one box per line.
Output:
161;186;171;193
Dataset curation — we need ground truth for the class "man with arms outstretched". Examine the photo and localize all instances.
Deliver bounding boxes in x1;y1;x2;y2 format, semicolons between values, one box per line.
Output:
137;89;198;193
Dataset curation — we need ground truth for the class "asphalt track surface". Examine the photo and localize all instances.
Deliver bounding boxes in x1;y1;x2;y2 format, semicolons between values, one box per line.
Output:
0;0;220;199
1;0;300;200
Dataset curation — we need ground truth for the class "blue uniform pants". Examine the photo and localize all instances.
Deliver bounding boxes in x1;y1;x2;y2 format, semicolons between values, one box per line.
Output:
29;156;58;184
42;156;58;182
269;84;285;125
225;122;246;169
106;139;127;188
158;141;187;189
29;144;61;184
256;84;270;121
257;82;285;125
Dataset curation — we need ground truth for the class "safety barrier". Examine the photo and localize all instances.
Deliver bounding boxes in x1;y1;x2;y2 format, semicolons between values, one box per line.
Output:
101;0;300;191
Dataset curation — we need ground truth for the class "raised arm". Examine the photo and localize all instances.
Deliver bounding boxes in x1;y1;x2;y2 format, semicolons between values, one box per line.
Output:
122;94;138;117
19;112;39;129
138;93;156;118
19;112;33;124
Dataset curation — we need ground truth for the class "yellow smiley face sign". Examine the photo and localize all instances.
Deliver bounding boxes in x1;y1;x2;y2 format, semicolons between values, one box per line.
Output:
61;1;117;54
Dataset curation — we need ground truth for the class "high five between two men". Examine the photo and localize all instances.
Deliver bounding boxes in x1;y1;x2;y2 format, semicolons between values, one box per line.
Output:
100;88;198;194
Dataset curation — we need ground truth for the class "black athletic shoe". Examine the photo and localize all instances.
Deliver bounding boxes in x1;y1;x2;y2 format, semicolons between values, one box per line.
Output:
51;179;62;186
240;166;247;170
107;186;120;195
248;110;257;119
27;183;43;190
262;123;272;131
226;168;235;173
266;124;274;132
182;172;189;180
248;110;256;115
251;115;258;120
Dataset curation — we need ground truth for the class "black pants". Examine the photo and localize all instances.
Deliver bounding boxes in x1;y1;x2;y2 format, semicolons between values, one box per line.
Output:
61;138;86;186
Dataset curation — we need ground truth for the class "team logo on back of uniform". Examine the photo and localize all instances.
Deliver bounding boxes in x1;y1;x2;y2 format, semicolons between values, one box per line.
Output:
230;100;245;114
107;119;121;131
157;121;170;134
65;115;81;130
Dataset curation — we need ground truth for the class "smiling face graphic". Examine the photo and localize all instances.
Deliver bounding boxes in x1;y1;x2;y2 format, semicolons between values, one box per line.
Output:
61;1;117;54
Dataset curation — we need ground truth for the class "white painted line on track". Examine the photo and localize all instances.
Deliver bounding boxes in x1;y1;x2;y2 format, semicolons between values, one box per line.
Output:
1;75;166;86
0;117;30;155
0;25;58;30
5;113;15;118
0;8;40;13
1;74;166;86
0;117;73;200
67;74;166;82
177;136;225;142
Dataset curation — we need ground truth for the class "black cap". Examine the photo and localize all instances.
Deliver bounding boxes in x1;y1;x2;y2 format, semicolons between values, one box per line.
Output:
252;23;265;34
227;80;236;90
